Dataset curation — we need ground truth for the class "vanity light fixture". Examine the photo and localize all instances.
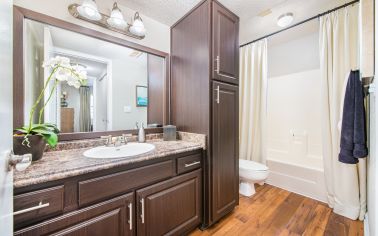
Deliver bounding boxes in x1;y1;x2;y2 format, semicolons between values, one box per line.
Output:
68;1;146;39
277;13;294;27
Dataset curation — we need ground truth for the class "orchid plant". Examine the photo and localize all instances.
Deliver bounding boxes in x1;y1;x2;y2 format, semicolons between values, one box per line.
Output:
15;56;87;147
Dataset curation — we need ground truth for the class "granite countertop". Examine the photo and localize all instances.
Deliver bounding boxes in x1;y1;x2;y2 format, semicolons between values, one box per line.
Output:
14;139;204;188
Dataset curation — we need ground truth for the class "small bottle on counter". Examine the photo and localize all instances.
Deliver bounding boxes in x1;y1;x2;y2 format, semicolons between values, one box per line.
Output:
138;122;146;143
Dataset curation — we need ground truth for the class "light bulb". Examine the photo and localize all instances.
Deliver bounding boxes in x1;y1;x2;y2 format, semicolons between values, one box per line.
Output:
107;2;127;29
130;12;146;37
77;0;101;21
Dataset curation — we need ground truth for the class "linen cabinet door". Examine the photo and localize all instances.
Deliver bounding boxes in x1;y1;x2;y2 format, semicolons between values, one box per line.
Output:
136;170;202;236
212;81;239;222
14;193;135;236
212;1;239;85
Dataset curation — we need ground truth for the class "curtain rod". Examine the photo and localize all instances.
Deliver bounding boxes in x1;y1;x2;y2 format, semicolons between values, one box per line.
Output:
239;0;360;48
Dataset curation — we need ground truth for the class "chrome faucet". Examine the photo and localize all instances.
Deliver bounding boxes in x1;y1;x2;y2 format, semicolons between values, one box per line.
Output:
101;135;113;147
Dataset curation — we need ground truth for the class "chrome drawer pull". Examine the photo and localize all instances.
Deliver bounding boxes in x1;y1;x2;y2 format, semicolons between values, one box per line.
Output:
214;55;236;80
128;202;133;230
140;198;145;224
185;161;200;168
13;201;50;216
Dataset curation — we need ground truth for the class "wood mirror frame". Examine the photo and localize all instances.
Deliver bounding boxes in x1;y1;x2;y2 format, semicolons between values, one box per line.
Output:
13;6;170;141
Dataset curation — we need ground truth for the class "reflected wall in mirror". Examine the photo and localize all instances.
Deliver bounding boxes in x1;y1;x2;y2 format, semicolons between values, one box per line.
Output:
23;19;166;134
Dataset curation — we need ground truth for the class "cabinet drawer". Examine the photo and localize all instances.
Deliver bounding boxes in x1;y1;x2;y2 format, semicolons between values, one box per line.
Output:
177;153;202;174
15;193;134;236
79;160;174;207
14;185;64;228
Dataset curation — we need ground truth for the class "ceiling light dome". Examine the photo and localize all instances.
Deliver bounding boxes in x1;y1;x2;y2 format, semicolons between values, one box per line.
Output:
277;13;294;27
77;0;101;21
129;12;146;37
107;2;127;29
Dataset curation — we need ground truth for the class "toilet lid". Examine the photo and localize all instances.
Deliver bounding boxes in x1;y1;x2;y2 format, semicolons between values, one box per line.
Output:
239;159;269;171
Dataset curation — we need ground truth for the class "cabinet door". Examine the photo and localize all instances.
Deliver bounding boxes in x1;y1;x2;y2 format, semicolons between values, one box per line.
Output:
212;81;239;222
212;1;239;85
15;193;135;236
136;170;202;236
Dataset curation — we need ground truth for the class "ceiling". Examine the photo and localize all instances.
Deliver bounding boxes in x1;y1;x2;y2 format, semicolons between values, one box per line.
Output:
117;0;288;26
115;0;352;43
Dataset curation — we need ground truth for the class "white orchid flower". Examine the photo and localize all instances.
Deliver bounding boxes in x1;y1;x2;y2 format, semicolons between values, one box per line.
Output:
42;56;88;87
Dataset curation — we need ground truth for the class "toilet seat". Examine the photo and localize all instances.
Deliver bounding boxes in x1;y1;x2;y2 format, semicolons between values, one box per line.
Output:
239;159;268;171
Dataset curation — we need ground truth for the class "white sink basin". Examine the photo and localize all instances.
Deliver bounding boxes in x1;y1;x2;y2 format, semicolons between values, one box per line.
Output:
84;143;155;159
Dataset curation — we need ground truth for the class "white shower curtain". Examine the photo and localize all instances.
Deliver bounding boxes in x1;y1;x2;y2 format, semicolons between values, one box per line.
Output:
319;3;366;220
239;39;268;164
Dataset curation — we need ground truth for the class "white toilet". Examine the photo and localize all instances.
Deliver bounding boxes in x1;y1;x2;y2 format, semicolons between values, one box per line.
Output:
239;159;269;197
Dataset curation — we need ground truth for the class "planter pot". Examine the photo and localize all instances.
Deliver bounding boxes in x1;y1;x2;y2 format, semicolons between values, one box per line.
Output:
13;135;47;161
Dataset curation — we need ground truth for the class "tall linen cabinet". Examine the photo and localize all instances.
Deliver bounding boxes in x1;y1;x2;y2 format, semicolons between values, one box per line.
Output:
170;0;239;227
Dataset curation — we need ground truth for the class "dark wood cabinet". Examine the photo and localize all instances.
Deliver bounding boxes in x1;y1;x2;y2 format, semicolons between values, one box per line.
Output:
15;193;135;236
171;0;239;227
14;151;203;236
136;169;202;236
212;1;239;85
212;82;239;222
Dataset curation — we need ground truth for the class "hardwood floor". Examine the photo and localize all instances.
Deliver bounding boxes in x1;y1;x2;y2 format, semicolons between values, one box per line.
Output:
191;184;364;236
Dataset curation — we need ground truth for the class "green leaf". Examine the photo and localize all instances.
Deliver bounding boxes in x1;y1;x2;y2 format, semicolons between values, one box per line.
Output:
14;128;28;134
40;133;58;148
30;123;57;131
30;128;55;136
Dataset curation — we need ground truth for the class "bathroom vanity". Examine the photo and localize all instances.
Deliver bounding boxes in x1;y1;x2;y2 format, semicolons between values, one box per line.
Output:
11;0;239;234
13;138;204;236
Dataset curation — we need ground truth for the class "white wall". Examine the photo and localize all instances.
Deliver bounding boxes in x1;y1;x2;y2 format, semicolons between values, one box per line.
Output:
266;29;327;201
267;31;322;166
366;1;378;234
111;54;147;130
24;21;43;125
0;0;14;234
94;76;108;131
13;0;170;53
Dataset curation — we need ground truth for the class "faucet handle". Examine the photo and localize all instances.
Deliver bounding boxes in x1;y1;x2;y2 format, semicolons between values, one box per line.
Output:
122;133;133;144
100;135;112;145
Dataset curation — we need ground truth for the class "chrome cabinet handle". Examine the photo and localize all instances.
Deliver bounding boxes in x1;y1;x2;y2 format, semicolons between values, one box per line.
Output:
140;198;145;224
13;201;50;216
215;55;220;73
215;86;220;104
185;161;201;168
128;202;133;230
215;55;236;80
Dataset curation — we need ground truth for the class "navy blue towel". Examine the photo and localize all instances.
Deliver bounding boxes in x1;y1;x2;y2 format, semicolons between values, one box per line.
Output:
339;70;368;164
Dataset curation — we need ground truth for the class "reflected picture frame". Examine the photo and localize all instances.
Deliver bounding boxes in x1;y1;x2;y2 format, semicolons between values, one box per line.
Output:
136;85;148;107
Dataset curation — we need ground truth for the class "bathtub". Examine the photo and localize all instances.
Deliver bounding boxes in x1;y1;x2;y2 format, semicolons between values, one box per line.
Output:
266;156;328;202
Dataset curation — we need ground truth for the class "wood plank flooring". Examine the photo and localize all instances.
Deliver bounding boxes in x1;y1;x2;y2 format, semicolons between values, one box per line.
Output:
191;184;364;236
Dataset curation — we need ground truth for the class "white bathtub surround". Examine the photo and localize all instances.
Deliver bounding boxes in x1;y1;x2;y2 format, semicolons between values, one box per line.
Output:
319;3;366;220
239;39;268;164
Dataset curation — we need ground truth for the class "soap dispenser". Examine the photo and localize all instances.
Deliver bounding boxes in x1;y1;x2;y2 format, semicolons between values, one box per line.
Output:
138;122;146;143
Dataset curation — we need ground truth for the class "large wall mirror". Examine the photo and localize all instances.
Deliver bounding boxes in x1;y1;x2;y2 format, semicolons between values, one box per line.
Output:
14;7;169;140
